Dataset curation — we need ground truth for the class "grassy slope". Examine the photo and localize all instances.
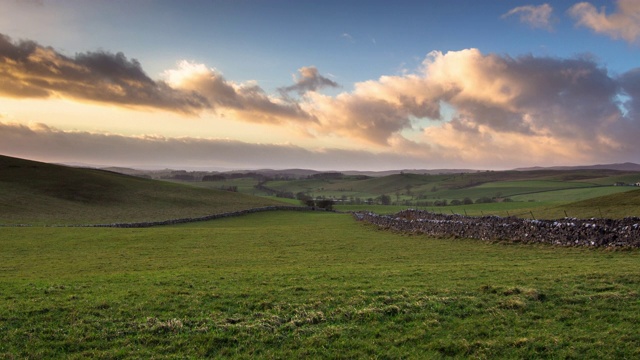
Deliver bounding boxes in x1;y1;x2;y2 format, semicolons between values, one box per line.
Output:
555;188;640;219
0;155;285;225
338;185;640;219
159;169;640;218
168;178;272;196
1;211;638;358
263;170;640;200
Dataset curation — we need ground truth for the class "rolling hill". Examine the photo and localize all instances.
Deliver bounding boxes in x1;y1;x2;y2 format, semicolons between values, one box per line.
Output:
0;155;286;225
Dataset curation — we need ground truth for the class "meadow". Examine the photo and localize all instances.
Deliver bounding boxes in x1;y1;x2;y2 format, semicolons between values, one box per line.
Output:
0;155;283;225
1;211;639;358
2;155;640;358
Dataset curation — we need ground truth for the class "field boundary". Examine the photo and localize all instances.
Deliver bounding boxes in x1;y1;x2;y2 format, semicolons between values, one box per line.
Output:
355;209;640;248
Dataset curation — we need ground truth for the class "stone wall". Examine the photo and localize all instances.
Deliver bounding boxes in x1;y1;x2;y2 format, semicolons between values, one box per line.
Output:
354;210;640;248
83;206;314;228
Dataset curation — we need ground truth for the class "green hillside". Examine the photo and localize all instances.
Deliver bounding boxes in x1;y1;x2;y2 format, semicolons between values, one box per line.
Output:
258;169;640;210
0;155;285;225
555;188;640;219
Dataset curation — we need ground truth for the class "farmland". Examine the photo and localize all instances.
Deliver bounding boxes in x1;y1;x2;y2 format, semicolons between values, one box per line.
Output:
1;155;640;358
168;168;640;219
2;211;639;358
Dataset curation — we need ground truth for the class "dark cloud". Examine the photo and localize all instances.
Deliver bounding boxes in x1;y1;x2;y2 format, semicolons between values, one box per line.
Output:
0;33;209;113
619;68;640;117
452;54;621;139
279;66;339;97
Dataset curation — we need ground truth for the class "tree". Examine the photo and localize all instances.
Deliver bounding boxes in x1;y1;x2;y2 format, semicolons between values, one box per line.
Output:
434;199;447;206
296;192;311;201
316;199;334;210
379;194;391;205
202;174;225;181
475;197;493;204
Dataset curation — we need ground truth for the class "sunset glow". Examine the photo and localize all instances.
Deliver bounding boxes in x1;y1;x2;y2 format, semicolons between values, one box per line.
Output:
1;0;639;170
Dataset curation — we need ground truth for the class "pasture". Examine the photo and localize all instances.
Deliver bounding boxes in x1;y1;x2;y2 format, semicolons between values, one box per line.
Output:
172;169;640;219
0;155;284;225
1;211;639;358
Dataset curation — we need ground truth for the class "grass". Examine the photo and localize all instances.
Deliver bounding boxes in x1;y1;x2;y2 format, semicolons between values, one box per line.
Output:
256;171;640;215
0;155;285;225
169;178;273;196
337;187;640;219
1;211;639;358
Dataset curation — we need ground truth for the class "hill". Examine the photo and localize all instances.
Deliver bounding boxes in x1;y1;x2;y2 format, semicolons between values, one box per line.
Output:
0;155;285;225
515;162;640;172
256;168;640;218
555;188;640;219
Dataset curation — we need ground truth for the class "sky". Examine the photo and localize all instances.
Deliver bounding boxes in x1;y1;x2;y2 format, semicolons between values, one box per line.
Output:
1;0;640;171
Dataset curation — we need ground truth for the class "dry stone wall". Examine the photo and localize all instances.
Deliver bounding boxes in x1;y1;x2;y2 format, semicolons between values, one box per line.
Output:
354;209;640;248
83;206;313;228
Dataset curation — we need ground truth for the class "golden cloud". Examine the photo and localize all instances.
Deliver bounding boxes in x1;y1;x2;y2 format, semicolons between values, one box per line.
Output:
570;0;640;43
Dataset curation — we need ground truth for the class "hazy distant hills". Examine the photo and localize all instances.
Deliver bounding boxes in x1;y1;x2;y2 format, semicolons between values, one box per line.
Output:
342;169;480;177
99;162;640;179
514;162;640;172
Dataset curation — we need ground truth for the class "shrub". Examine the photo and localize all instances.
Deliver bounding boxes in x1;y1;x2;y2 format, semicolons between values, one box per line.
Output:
434;199;448;206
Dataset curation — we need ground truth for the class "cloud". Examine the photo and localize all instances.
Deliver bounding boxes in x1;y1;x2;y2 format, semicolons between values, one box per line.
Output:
164;61;316;123
0;33;209;113
2;32;640;169
0;33;316;124
502;4;554;31
341;33;354;42
0;122;428;170
298;48;640;166
569;0;640;43
278;66;339;97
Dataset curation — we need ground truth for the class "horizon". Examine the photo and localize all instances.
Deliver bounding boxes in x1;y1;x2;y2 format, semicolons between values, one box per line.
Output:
48;157;640;174
2;1;640;171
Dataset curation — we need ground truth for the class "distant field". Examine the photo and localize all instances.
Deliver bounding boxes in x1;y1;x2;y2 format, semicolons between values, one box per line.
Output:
429;180;592;203
132;164;640;220
252;171;640;216
510;186;635;203
170;178;271;196
1;211;638;358
338;187;640;219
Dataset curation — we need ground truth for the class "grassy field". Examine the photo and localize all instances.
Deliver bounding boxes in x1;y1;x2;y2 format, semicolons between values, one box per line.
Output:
0;156;285;225
144;162;640;219
251;171;640;214
337;188;640;219
170;178;273;197
1;211;639;358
